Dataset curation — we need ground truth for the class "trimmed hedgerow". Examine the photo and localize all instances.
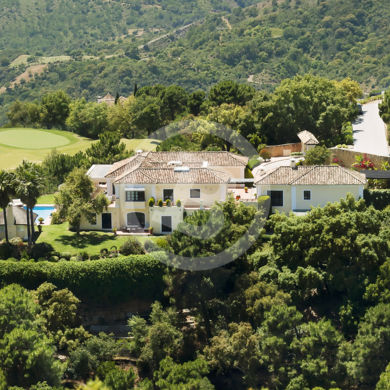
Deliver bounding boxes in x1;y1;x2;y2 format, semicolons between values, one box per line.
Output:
364;189;390;210
0;253;166;304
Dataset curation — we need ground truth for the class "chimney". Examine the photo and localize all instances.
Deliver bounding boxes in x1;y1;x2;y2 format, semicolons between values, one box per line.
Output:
290;159;298;170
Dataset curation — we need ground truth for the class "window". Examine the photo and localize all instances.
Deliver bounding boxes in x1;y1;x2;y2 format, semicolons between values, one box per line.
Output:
303;190;311;200
163;189;174;202
125;191;145;202
267;190;283;207
190;189;201;198
91;214;97;225
161;216;172;233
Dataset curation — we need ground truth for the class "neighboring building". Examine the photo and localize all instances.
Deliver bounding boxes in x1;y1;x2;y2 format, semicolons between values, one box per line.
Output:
297;130;319;153
97;93;115;105
0;204;37;241
97;93;126;106
255;165;366;213
260;130;320;157
82;151;249;234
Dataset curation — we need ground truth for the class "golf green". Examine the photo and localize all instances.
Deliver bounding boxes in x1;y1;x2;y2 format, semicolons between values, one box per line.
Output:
0;129;70;149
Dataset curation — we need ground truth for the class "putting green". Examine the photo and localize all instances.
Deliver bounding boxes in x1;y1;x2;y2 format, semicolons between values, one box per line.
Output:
0;129;70;149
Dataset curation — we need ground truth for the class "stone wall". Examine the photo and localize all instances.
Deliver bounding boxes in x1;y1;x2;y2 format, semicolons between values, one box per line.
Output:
330;148;390;168
261;143;302;157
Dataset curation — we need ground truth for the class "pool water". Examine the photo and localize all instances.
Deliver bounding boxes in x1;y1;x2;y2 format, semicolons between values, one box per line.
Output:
25;206;56;221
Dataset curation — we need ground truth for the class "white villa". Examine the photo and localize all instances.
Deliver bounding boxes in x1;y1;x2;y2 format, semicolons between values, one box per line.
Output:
254;165;366;213
83;151;249;234
82;151;368;233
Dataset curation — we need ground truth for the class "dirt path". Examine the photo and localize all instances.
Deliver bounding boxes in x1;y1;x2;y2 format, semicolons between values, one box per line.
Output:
221;16;232;30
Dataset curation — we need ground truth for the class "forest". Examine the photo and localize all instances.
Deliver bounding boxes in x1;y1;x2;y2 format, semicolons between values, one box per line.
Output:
1;0;390;124
4;75;361;151
1;195;390;389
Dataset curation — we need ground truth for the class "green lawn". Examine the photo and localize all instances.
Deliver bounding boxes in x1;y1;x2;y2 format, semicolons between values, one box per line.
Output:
0;128;71;149
0;128;93;169
0;127;160;170
36;222;155;255
122;138;161;152
37;193;56;204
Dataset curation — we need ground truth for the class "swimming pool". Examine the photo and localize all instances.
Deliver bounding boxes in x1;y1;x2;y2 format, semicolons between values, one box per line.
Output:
24;206;56;221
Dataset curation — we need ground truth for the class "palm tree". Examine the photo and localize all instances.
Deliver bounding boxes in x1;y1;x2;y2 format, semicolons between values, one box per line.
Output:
15;161;43;245
0;170;15;243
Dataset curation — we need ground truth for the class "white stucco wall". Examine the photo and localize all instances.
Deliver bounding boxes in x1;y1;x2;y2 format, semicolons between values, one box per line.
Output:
256;184;364;213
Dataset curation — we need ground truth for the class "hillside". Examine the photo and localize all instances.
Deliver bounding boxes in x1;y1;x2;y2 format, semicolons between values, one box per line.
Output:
0;0;390;125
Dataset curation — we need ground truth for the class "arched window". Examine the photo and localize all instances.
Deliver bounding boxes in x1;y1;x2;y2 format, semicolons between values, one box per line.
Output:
127;212;145;228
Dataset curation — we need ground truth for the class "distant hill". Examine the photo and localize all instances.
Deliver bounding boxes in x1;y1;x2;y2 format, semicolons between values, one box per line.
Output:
0;0;390;125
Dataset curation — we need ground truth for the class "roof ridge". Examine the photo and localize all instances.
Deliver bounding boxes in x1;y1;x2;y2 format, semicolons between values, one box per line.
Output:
289;165;315;184
113;159;144;182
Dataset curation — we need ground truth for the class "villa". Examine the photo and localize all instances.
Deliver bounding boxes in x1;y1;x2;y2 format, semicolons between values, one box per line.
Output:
255;165;366;213
82;151;368;233
83;151;249;234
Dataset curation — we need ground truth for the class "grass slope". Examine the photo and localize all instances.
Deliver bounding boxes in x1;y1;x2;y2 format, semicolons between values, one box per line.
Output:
0;128;160;170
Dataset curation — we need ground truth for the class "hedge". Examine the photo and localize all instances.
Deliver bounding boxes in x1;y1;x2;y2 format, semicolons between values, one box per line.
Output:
364;189;390;210
0;253;166;304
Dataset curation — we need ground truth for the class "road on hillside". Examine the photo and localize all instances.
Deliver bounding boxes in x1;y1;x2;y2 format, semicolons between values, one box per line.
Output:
352;101;389;156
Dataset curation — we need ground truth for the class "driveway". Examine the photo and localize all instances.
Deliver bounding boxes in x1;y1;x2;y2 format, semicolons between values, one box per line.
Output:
352;101;389;156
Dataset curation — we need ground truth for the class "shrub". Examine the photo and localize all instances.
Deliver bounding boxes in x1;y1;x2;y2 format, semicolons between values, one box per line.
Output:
144;240;160;252
155;237;169;250
157;199;163;207
260;149;271;161
119;238;145;256
61;252;72;260
9;237;23;246
100;248;109;258
353;154;375;170
30;242;54;260
68;348;97;380
104;367;136;390
176;199;181;207
50;211;63;225
0;241;13;260
166;199;171;207
304;146;330;165
96;361;116;380
148;197;155;207
364;189;390;210
76;251;89;261
0;255;166;304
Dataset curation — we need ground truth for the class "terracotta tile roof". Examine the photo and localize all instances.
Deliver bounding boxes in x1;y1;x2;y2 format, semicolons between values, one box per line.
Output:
106;153;148;178
140;151;248;168
298;130;319;145
104;151;248;184
115;167;230;184
255;166;366;185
